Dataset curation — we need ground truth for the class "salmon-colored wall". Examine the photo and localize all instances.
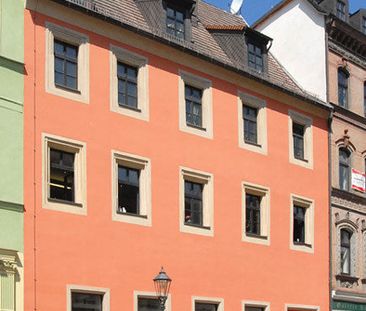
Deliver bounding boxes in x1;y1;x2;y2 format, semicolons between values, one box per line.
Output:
24;6;330;311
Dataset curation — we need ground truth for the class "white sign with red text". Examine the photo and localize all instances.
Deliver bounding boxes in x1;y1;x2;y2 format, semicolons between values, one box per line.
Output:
352;169;365;193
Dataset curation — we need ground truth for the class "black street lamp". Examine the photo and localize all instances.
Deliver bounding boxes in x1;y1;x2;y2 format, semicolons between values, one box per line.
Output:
153;267;172;311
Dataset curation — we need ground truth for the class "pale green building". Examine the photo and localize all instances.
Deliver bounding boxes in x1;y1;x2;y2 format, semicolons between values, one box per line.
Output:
0;0;24;310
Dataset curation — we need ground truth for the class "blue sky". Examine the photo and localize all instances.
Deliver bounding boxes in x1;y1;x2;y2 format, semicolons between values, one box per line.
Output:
205;0;365;25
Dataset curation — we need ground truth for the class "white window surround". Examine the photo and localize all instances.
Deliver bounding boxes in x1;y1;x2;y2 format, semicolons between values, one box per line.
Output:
178;70;213;139
238;91;268;155
242;300;270;311
110;45;149;121
111;150;151;227
45;22;89;103
284;304;319;311
133;291;171;311
288;110;313;169
0;249;23;311
42;133;87;215
179;166;214;237
289;194;315;254
242;182;271;246
67;285;110;311
192;296;224;311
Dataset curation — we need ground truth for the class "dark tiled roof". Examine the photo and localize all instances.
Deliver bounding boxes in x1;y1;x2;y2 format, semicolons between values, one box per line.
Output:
53;0;330;109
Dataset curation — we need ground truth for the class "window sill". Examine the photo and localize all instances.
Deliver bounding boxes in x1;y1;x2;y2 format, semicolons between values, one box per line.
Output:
55;83;81;94
118;104;142;113
246;233;268;240
116;211;148;219
335;274;359;283
184;222;211;230
186;123;207;131
244;140;262;148
293;241;312;248
48;197;83;208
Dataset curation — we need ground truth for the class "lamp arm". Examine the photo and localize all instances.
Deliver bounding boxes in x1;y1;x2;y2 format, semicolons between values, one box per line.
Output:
158;296;168;311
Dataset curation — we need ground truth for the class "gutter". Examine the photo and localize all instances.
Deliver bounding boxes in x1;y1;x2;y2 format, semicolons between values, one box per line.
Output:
47;0;332;112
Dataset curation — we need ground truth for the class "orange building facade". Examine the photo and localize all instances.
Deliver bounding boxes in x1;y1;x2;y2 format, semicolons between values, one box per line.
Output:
24;0;331;310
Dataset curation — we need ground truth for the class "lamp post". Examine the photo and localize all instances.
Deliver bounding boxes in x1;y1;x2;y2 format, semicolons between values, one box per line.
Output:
153;267;172;311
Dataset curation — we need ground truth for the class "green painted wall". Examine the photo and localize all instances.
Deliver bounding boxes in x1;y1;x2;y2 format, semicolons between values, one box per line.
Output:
0;0;24;253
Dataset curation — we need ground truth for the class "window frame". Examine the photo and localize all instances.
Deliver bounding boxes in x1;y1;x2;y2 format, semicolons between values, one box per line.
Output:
337;67;349;109
134;291;172;311
238;92;267;155
247;39;264;73
67;285;110;311
336;1;346;21
179;70;213;139
45;22;89;103
285;304;320;311
292;122;305;161
42;133;87;215
110;45;149;121
192;296;224;311
340;228;352;275
289;194;315;253
166;3;186;40
180;167;214;236
288;110;313;169
242;300;270;311
242;182;270;246
117;62;139;110
338;147;351;191
112;150;151;227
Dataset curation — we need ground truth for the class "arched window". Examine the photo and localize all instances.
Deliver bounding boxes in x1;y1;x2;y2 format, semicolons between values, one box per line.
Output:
340;229;352;274
339;148;351;191
338;68;349;108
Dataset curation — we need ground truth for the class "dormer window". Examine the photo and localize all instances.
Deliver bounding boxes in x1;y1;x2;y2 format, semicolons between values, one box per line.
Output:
166;4;186;39
336;1;346;21
248;40;263;72
362;17;366;34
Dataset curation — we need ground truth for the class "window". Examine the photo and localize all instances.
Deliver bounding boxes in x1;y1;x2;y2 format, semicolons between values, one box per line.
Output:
72;292;103;311
179;71;213;139
246;193;261;236
288;110;313;169
67;285;110;311
196;303;218;311
112;151;151;226
54;40;78;91
293;123;305;160
185;181;203;226
110;45;149;121
246;307;264;311
363;81;366;118
180;167;214;236
338;68;349;108
340;229;351;274
138;297;160;311
117;166;140;215
290;195;314;253
238;93;267;154
243;105;258;144
242;183;270;245
336;1;346;21
43;134;87;215
45;22;89;103
339;148;351;191
117;62;138;110
248;41;263;72
293;205;305;244
192;297;224;311
49;149;75;203
363;17;366;34
166;5;185;39
185;85;203;128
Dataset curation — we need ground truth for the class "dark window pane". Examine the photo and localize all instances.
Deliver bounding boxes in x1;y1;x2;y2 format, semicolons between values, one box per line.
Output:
337;1;346;21
339;148;350;191
184;181;203;226
185;85;202;128
243;105;258;144
195;303;218;311
293;205;305;243
246;307;264;311
138;297;160;311
166;5;185;39
49;149;75;202
118;166;140;215
338;68;349;108
54;40;78;90
117;62;138;109
72;293;102;311
246;193;261;235
293;123;305;160
248;42;263;72
340;229;351;274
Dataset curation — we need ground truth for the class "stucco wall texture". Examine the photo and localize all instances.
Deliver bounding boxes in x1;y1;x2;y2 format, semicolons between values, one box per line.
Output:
24;5;330;311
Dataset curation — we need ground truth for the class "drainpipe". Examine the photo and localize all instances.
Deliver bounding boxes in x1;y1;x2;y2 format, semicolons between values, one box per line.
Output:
328;109;334;311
